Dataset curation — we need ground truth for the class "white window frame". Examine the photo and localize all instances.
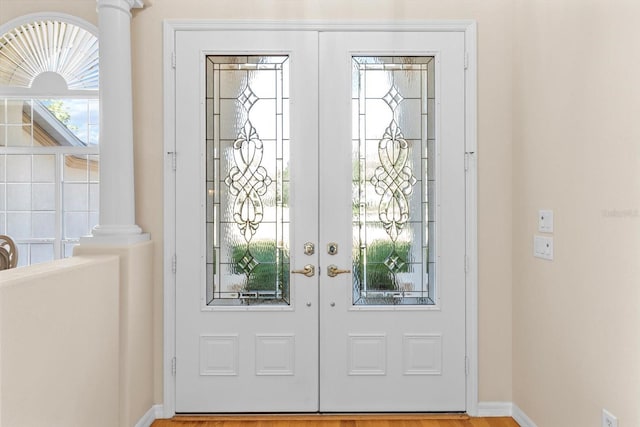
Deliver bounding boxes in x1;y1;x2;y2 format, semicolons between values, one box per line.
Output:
0;13;100;265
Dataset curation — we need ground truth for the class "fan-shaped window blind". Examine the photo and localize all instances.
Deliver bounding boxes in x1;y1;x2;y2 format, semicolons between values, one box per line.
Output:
0;20;98;90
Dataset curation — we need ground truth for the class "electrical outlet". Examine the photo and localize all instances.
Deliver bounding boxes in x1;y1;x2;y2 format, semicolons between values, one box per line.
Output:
602;409;618;427
538;209;554;233
533;235;553;260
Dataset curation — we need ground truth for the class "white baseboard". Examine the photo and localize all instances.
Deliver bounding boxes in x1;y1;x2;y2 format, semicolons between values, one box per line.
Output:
477;401;513;417
134;404;164;427
512;404;538;427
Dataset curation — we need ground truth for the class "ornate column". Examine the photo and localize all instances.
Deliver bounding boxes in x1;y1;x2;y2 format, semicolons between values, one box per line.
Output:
83;0;148;245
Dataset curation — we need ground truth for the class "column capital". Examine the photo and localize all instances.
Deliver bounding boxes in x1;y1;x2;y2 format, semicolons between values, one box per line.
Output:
97;0;144;15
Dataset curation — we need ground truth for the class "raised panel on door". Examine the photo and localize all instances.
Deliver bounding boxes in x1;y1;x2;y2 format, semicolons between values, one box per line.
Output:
318;31;467;412
174;30;319;413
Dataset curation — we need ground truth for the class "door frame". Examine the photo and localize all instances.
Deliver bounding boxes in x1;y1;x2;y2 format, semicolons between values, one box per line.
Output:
162;20;478;418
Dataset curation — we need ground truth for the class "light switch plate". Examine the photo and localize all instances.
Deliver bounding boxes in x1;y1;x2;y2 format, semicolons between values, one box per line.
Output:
533;235;553;260
538;209;554;233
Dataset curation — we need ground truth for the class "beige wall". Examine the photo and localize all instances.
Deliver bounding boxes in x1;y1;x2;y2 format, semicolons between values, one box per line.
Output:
0;0;515;412
75;241;155;427
512;1;640;426
0;256;120;427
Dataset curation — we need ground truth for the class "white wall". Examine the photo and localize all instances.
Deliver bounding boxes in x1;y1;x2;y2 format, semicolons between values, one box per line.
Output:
0;256;120;427
512;1;640;426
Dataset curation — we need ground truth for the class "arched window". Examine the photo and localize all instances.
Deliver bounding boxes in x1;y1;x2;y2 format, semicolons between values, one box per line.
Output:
0;15;99;266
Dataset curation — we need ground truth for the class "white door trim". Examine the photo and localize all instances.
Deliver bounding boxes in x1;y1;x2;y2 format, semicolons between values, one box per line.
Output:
162;20;477;418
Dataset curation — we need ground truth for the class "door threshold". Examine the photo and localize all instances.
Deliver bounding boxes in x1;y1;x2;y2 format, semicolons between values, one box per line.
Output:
172;413;470;421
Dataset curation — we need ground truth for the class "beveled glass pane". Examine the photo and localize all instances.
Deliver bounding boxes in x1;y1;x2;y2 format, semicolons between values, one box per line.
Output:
206;55;290;306
352;56;435;306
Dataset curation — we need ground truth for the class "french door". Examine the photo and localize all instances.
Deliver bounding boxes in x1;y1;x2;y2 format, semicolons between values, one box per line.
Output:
174;28;467;413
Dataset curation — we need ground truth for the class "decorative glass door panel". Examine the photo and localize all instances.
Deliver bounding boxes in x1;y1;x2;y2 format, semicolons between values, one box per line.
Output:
319;31;466;412
352;56;435;306
206;55;290;306
175;30;319;413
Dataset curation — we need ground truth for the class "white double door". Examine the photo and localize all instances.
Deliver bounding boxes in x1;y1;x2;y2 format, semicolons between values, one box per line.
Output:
174;28;466;413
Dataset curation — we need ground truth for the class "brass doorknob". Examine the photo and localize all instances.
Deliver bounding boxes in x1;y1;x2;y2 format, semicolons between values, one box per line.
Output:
291;264;315;277
327;264;351;277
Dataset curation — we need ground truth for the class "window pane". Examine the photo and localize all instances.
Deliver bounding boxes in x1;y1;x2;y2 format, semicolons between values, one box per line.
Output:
40;99;100;146
63;183;89;211
30;243;55;265
64;212;89;239
206;55;290;306
7;183;31;210
7;212;31;239
352;56;435;306
32;212;55;238
0;98;100;266
6;155;31;182
33;155;56;182
32;183;55;210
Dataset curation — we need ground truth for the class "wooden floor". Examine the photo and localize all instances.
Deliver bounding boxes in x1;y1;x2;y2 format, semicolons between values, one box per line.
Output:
151;414;519;427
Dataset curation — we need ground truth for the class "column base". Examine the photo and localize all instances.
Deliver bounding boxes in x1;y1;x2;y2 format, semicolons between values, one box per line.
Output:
80;224;150;246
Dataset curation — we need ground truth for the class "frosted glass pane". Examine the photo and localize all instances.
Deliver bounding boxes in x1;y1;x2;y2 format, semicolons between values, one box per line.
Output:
0;184;4;210
393;69;422;99
206;55;290;306
32;212;55;238
32;183;55;210
30;243;54;265
7;183;31;210
64;212;89;239
32;155;55;182
63;183;89;211
6;155;31;182
352;56;435;306
7;212;31;239
16;244;28;267
89;183;99;211
395;99;422;140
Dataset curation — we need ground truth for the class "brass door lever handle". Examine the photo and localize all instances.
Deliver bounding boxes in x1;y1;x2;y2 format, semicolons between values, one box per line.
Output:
291;264;315;277
327;264;351;277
